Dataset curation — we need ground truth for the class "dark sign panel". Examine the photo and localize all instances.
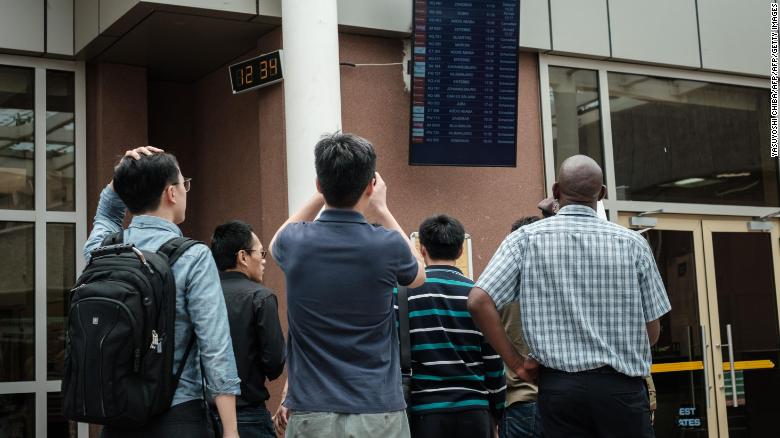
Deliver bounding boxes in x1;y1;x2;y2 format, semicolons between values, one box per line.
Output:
410;0;519;166
229;50;284;94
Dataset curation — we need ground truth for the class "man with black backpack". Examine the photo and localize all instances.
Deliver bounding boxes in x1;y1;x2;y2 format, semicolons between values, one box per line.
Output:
68;146;241;438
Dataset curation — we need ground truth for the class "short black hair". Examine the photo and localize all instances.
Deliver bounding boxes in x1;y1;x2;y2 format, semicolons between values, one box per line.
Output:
419;214;465;260
112;152;181;214
314;133;377;208
511;216;540;232
211;220;255;271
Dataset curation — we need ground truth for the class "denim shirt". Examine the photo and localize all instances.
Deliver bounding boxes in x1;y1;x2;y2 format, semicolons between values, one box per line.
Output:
84;185;241;406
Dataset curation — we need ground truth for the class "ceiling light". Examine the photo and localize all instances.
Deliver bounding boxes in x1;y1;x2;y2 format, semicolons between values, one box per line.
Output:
674;178;706;187
716;172;751;178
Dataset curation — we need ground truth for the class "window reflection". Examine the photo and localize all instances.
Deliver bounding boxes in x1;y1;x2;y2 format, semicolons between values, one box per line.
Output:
46;70;75;211
0;66;35;210
0;221;35;382
609;72;778;206
0;393;35;437
549;66;605;181
47;223;75;379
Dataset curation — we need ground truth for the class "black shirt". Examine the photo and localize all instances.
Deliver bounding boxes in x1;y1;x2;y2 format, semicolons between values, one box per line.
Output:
218;271;286;408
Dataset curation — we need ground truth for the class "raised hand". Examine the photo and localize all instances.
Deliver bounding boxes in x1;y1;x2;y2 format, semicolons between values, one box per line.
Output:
367;171;388;214
124;145;164;160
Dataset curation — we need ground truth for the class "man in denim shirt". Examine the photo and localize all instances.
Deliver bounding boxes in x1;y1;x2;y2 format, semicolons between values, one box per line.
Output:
84;146;241;438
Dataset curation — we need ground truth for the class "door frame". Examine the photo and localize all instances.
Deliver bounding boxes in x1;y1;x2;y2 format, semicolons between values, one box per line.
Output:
701;217;780;436
620;213;780;437
618;213;719;434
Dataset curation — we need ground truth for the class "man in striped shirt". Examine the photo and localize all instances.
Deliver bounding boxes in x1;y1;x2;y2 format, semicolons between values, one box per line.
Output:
400;214;506;438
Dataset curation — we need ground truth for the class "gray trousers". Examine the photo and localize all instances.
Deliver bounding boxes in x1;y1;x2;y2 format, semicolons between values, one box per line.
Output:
285;410;410;438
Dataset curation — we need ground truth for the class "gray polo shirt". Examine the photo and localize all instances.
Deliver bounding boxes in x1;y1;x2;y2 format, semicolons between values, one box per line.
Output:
272;209;419;413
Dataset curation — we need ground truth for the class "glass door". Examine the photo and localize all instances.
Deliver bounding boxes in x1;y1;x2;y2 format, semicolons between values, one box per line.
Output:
618;215;718;437
702;219;780;438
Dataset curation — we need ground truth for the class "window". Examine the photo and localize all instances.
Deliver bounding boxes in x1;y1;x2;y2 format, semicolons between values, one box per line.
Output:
0;66;35;210
548;66;605;179
46;71;76;211
0;57;84;438
0;221;35;382
608;73;776;206
541;55;777;215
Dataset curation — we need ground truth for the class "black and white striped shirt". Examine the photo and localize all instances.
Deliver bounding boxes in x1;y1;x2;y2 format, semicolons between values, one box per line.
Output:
396;265;506;415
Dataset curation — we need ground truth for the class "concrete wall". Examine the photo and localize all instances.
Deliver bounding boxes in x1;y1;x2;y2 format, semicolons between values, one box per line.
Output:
526;0;769;76
86;63;149;218
1;0;771;77
609;0;701;68
0;0;73;55
0;0;45;53
48;0;74;55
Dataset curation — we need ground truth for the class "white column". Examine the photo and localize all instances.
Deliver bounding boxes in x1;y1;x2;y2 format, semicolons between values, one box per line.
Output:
282;0;342;215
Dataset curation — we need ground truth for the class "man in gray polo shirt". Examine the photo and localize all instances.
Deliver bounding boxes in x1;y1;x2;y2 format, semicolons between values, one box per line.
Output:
270;133;425;437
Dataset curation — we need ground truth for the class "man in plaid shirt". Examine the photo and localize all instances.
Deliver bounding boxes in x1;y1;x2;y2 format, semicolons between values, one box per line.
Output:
468;155;670;438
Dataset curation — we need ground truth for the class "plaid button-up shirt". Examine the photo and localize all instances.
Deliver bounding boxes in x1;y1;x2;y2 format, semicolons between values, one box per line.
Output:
476;205;671;377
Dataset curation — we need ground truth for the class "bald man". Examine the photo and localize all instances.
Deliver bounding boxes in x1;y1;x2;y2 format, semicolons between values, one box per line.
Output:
468;155;670;438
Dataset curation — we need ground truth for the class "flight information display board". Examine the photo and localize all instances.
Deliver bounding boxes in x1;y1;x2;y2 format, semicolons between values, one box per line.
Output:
410;0;519;166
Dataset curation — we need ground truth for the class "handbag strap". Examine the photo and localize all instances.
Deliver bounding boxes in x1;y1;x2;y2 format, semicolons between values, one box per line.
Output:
398;286;412;373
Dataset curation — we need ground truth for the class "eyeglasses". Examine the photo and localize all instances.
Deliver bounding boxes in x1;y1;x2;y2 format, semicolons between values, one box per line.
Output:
239;248;267;259
173;178;192;193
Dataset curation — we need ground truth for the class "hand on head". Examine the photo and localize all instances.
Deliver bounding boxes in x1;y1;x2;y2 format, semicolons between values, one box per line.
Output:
110;146;166;190
124;145;164;160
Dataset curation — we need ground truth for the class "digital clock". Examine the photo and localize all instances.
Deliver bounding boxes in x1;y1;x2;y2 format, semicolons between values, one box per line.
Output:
229;50;284;94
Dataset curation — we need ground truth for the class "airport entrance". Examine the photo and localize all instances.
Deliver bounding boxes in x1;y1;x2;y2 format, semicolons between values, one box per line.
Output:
618;214;780;438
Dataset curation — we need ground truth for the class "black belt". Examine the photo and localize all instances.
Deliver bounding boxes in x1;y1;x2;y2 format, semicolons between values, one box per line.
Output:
542;365;636;377
581;366;620;374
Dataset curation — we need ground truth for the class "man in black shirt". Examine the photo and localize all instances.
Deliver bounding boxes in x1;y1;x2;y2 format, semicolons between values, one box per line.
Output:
211;220;286;438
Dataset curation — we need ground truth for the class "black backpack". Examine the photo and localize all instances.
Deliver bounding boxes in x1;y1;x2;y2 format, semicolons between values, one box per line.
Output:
62;231;203;427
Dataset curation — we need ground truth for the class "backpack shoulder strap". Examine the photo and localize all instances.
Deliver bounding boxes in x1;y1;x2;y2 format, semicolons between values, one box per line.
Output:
173;335;196;391
398;285;412;372
101;231;123;247
158;237;204;267
158;236;203;389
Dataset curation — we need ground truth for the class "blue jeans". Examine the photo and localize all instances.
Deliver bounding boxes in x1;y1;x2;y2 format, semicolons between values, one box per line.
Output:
216;405;275;438
499;401;543;438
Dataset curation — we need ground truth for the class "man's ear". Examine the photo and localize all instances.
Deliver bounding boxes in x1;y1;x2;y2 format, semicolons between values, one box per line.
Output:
552;182;560;200
455;246;463;259
315;178;323;194
419;245;428;259
164;185;176;206
364;179;375;198
598;185;607;201
236;251;247;268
